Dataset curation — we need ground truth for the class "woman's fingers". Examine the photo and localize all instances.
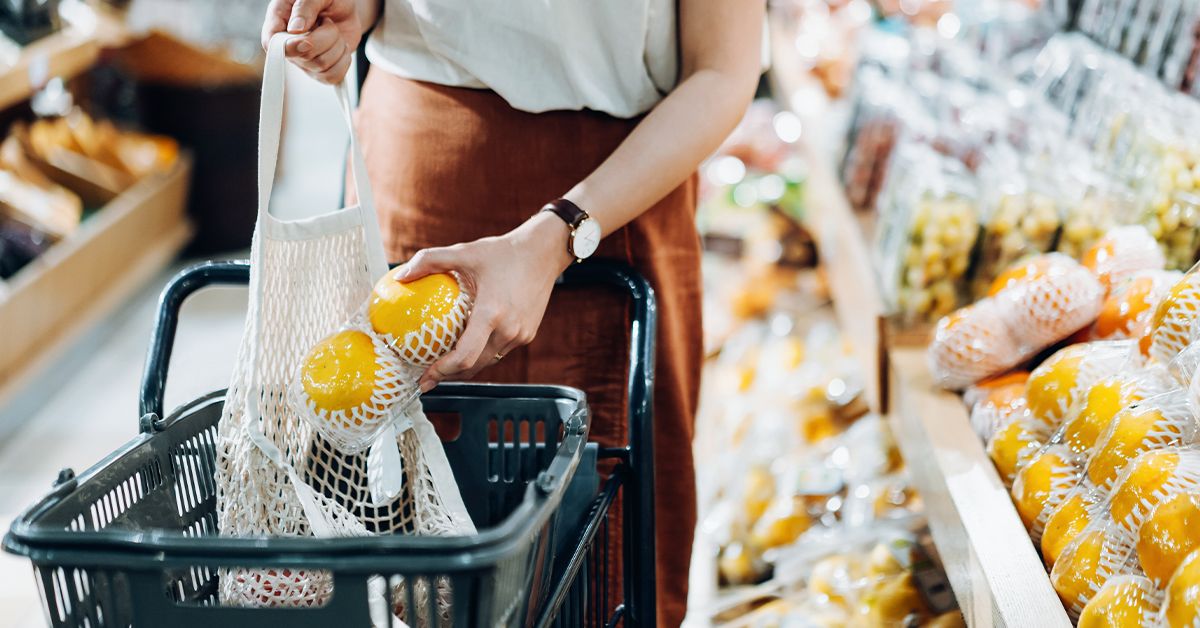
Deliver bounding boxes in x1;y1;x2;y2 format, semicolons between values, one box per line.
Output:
285;18;340;60
262;0;294;50
419;315;493;392
315;52;353;84
396;246;466;282
287;0;331;33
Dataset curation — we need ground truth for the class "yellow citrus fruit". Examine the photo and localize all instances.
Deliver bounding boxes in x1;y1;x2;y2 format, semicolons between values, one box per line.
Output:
1064;376;1145;458
1163;548;1200;628
857;573;928;626
1082;239;1117;289
718;542;760;586
1042;491;1095;568
988;418;1046;485
1095;276;1158;339
1027;345;1088;429
1148;273;1200;363
300;330;380;414
1139;493;1200;585
866;542;908;579
1051;529;1106;612
1087;407;1167;489
1077;574;1159;628
1110;449;1180;528
368;271;460;345
1012;446;1080;531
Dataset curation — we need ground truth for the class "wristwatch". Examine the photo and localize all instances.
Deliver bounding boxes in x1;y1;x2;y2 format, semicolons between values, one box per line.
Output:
541;198;601;262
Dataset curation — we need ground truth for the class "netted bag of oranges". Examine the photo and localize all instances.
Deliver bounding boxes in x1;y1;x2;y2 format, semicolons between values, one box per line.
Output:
1090;270;1181;341
289;270;470;453
1041;480;1106;569
1159;546;1200;627
1076;573;1163;628
1057;366;1174;463
965;371;1030;442
1144;263;1200;365
989;253;1106;350
1012;444;1083;544
987;414;1051;488
929;254;1106;391
1025;340;1136;435
1106;448;1200;541
1081;225;1166;299
1049;516;1142;620
1085;393;1200;492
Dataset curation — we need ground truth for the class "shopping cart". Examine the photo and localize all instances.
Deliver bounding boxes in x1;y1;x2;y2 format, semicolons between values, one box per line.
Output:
4;259;657;627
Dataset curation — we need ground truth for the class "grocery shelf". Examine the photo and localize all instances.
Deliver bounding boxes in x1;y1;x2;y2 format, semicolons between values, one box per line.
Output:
0;28;101;112
0;157;193;407
889;347;1070;628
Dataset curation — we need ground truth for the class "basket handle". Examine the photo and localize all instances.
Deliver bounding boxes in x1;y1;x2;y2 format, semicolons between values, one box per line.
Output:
557;260;658;623
140;261;251;419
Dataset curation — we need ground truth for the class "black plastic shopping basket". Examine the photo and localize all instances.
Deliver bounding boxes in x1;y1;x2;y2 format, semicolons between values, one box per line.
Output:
4;259;658;627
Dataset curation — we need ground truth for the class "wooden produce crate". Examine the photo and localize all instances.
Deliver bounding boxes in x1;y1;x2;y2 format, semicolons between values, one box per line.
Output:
0;157;192;403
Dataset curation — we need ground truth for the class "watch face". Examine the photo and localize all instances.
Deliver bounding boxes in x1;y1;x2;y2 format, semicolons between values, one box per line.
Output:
572;218;602;259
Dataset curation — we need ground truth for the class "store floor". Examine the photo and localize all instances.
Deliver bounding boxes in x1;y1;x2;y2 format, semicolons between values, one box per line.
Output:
0;65;349;627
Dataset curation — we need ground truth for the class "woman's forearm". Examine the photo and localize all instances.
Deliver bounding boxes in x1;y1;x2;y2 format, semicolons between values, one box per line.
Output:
561;0;766;239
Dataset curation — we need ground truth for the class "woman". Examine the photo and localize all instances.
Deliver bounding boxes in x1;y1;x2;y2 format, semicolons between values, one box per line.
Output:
262;1;763;624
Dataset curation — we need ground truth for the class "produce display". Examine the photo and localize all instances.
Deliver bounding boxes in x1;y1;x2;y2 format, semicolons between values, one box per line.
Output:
0;106;178;283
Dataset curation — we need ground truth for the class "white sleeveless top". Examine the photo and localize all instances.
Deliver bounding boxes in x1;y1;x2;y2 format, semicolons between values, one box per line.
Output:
365;0;678;118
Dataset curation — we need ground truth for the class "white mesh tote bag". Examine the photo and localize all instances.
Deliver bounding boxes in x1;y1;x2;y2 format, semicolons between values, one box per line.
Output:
215;33;475;613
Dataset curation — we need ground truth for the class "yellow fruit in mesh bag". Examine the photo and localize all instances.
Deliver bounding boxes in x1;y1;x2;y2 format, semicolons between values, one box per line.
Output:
718;542;762;586
1012;446;1080;532
1110;449;1182;529
1051;529;1107;612
368;271;462;360
1148;272;1200;364
866;542;908;579
1042;491;1097;568
988;417;1046;485
1138;493;1200;585
928;300;1019;389
995;254;1105;347
1077;574;1159;628
1065;376;1147;458
1087;406;1171;489
1163;548;1200;628
1027;345;1089;430
300;330;380;413
1096;276;1160;339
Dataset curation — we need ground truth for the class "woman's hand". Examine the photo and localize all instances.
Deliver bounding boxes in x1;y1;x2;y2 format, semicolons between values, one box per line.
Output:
261;0;370;84
395;213;576;392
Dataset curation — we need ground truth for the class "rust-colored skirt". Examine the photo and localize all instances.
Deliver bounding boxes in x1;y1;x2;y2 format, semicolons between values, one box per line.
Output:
354;69;702;626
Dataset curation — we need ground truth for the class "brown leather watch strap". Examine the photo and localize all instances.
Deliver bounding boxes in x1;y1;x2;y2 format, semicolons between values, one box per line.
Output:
540;198;588;228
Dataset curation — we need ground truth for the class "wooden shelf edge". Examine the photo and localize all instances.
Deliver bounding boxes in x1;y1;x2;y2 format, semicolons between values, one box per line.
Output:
889;347;1071;628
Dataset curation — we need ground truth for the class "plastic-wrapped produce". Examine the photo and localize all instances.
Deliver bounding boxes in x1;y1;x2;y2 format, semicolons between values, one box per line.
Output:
927;299;1021;390
1082;226;1167;297
1092;270;1181;340
991;254;1105;350
967;372;1031;442
1026;341;1133;433
969;149;1061;299
1160;546;1200;627
1137;492;1200;585
988;415;1051;487
1011;444;1081;542
1060;367;1174;460
1145;266;1200;363
876;145;979;325
1108;448;1200;537
1042;481;1106;568
1086;390;1199;490
1059;173;1137;260
1049;520;1140;620
1076;574;1162;628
